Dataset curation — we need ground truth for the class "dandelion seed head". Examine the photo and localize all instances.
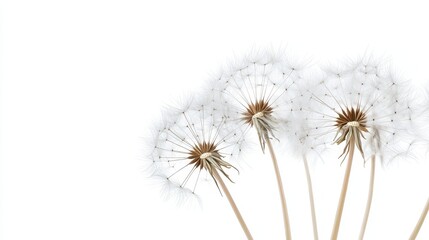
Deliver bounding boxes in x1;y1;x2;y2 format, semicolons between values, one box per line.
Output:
296;56;423;165
149;94;244;200
210;49;306;152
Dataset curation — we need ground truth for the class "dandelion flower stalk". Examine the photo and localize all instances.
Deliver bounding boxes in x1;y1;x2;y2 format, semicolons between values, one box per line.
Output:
265;134;292;240
409;197;429;240
359;154;376;240
211;168;253;240
303;155;319;240
331;135;355;240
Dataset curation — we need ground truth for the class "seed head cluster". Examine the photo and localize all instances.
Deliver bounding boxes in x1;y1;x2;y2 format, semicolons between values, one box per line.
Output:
148;52;425;199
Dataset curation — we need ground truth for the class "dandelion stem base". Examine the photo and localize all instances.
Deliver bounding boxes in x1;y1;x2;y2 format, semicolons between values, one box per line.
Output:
409;197;429;240
303;155;319;240
359;155;376;240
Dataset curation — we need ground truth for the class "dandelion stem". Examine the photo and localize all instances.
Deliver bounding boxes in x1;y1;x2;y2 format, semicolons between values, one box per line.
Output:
331;137;355;240
265;136;292;240
212;168;253;240
359;155;376;240
409;197;429;240
303;155;319;240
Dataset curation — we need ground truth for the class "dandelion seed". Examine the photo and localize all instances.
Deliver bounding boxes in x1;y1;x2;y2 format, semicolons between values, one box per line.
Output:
149;96;253;239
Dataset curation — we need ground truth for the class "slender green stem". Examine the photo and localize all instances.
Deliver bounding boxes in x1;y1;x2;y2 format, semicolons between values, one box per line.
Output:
409;197;429;240
212;169;254;240
331;137;355;240
265;136;292;240
303;155;319;240
359;155;376;240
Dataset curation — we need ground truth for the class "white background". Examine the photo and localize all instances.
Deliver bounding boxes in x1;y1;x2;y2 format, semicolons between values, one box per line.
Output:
1;0;429;239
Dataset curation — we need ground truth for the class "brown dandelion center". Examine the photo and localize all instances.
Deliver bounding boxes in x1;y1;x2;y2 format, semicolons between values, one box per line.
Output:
188;142;218;166
335;107;367;131
242;100;273;126
334;107;369;159
242;100;276;152
187;141;237;191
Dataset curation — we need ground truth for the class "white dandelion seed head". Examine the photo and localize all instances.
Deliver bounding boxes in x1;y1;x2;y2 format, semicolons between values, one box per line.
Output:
281;69;333;162
297;57;422;166
404;85;429;160
148;94;245;202
209;49;308;152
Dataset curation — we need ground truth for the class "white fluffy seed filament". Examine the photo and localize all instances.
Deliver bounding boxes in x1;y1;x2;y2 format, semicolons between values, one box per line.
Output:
347;121;360;127
200;152;213;160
